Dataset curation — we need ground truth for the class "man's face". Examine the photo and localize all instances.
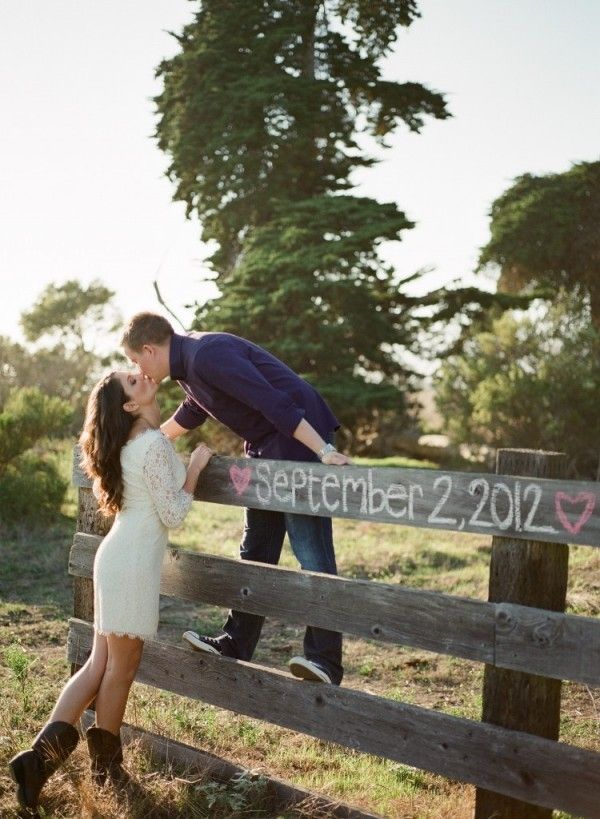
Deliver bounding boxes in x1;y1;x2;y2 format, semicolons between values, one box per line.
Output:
123;343;168;384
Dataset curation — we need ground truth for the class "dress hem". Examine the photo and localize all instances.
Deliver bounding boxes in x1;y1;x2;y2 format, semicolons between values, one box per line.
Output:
95;627;154;641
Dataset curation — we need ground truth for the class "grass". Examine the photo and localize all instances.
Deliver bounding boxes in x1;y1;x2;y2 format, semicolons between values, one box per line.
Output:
0;443;599;816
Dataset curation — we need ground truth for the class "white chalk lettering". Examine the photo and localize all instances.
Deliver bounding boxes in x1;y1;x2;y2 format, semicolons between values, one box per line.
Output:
468;478;494;528
308;471;322;513
428;475;457;526
490;482;513;530
342;475;367;515
368;469;387;515
387;483;408;518
273;469;290;503
514;480;522;531
256;462;272;505
408;484;423;520
321;473;340;512
523;484;557;533
291;468;307;505
244;464;573;540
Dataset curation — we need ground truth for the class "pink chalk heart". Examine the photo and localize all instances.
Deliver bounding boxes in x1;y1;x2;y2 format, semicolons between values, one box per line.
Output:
554;491;596;535
230;464;252;496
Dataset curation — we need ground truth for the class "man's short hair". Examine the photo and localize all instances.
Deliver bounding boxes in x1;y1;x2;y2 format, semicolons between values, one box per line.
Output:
121;313;174;351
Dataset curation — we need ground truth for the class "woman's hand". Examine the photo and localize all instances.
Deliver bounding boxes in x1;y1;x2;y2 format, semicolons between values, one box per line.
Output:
184;444;213;495
190;443;214;473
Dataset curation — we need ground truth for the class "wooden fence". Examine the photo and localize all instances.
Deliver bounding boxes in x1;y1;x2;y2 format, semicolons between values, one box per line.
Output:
69;449;600;818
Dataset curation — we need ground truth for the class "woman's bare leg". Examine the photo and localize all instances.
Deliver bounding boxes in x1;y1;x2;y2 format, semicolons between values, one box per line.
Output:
47;631;108;725
94;634;144;734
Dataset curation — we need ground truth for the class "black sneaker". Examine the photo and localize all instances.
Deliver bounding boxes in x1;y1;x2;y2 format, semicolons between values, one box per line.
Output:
288;656;332;684
182;631;237;657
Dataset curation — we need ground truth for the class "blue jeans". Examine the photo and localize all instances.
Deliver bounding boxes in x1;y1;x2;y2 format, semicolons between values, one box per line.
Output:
222;506;344;685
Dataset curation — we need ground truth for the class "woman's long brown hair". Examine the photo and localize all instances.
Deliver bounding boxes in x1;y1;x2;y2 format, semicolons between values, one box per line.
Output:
79;373;136;516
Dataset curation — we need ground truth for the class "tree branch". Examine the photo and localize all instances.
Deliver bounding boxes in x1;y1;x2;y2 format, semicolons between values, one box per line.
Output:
152;281;188;332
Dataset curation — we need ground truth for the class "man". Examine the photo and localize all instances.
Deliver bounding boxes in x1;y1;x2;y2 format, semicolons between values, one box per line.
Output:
121;312;351;685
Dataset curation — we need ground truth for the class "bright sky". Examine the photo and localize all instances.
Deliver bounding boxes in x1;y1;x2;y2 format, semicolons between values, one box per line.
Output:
1;1;598;347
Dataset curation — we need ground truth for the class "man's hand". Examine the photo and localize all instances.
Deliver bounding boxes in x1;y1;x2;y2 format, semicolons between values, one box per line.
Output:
321;451;353;466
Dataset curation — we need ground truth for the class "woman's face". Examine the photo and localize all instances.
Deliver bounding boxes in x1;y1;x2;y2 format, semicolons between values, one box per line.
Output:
115;370;158;410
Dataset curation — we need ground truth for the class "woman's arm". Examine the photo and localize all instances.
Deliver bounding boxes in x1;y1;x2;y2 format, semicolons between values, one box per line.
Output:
143;437;212;528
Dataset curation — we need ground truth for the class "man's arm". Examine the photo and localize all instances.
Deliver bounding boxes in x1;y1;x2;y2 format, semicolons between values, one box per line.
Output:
166;393;209;439
292;419;352;465
161;416;189;440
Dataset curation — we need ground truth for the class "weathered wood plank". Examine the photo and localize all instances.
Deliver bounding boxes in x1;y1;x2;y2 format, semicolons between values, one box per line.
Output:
78;710;379;819
494;602;600;686
72;449;600;547
67;619;600;818
69;532;494;662
69;533;600;686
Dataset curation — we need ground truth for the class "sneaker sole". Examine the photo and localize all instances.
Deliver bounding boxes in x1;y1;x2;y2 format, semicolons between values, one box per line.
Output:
182;631;221;655
288;658;331;684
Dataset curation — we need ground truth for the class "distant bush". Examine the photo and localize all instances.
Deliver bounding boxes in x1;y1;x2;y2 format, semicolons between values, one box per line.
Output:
0;387;72;525
0;452;68;525
435;291;600;477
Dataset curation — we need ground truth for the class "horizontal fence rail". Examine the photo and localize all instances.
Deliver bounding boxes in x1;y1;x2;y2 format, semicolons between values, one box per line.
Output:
67;618;600;817
73;453;600;547
69;533;600;687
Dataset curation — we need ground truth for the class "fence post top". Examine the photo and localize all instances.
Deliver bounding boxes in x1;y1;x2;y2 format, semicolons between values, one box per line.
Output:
495;449;566;479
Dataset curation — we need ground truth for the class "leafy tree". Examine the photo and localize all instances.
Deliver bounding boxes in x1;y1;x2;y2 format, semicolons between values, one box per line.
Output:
0;336;93;410
154;0;450;431
6;281;123;428
435;291;600;477
21;279;119;353
417;285;536;359
478;160;600;325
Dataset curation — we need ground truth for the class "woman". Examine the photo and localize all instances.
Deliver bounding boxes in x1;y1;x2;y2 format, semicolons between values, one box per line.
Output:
9;370;213;813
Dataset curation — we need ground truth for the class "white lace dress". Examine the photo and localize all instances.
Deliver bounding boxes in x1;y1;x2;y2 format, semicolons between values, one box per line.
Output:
93;429;192;640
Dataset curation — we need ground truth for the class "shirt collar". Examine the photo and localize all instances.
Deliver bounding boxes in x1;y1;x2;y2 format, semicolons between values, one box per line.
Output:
169;333;187;381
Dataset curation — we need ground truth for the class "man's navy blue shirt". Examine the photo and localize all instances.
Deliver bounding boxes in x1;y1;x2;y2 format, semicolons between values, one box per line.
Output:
170;332;339;461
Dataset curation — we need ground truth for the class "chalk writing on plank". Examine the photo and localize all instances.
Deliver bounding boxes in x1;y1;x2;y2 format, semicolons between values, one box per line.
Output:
226;463;599;538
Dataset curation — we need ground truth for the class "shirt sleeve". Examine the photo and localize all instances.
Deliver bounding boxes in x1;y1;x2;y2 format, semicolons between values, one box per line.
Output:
173;392;209;431
197;343;305;437
142;434;193;529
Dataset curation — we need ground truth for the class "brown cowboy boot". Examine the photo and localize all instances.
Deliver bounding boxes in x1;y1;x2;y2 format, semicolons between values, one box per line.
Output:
86;725;128;788
9;721;80;812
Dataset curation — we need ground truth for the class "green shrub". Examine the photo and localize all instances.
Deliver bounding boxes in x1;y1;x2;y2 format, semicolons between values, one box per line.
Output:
0;450;68;525
0;387;72;466
0;387;72;525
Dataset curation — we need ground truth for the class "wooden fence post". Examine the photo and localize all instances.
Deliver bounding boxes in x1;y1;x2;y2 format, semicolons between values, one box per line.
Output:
474;449;568;819
71;453;112;674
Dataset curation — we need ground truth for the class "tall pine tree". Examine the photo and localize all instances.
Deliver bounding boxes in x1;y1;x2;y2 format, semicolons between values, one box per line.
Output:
154;1;449;431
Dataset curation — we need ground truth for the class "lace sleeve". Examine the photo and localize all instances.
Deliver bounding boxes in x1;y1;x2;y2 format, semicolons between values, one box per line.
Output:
142;435;193;529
